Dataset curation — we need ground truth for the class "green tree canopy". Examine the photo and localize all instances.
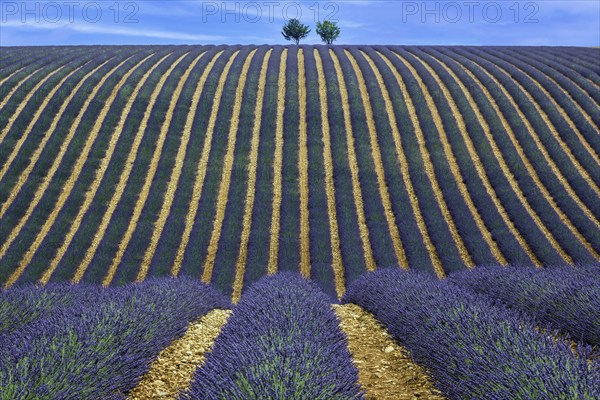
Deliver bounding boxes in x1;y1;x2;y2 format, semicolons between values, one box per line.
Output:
281;18;311;45
316;20;340;45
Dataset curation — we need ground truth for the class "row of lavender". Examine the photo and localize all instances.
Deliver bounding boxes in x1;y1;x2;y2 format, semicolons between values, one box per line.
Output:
449;264;600;347
0;278;230;399
2;265;599;398
181;273;363;399
343;267;600;399
0;273;364;399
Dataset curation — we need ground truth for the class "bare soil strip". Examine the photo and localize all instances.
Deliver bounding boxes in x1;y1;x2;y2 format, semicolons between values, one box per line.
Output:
266;49;287;276
201;50;257;284
0;65;26;87
464;57;593;262
232;50;272;303
346;51;436;276
0;65;66;143
420;51;539;265
56;52;186;283
0;62;89;183
390;52;475;268
0;59;112;219
297;49;311;279
22;54;169;287
364;52;445;275
509;61;600;167
134;52;210;282
171;51;240;277
140;51;222;279
472;54;600;228
330;52;377;272
315;50;346;298
478;60;600;259
517;57;600;138
407;51;509;266
0;55;142;288
157;50;223;277
0;65;45;113
338;50;409;273
333;304;446;400
128;309;231;400
99;52;190;286
35;53;169;284
445;54;574;265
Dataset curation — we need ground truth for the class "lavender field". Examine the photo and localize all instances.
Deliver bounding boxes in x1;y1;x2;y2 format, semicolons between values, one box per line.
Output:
0;45;599;398
0;45;598;298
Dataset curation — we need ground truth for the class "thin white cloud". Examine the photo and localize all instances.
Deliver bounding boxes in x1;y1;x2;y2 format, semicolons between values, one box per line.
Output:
338;19;368;28
1;20;226;42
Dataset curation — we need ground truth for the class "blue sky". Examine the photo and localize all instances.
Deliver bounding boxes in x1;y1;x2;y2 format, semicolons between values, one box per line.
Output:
1;0;599;46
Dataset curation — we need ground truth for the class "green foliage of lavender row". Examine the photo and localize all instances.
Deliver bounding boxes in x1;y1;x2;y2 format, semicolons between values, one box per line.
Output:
0;277;230;399
343;268;600;399
182;273;363;400
449;264;600;347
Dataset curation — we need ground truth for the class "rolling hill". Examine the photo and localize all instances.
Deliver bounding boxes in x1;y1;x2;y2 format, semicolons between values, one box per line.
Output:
0;45;598;300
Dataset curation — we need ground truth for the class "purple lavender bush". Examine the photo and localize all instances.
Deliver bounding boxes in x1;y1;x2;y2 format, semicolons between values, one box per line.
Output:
181;272;364;400
448;264;600;346
0;282;103;338
343;268;600;400
0;277;230;400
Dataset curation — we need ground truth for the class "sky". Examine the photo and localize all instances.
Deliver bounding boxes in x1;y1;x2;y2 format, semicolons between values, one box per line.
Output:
0;0;599;46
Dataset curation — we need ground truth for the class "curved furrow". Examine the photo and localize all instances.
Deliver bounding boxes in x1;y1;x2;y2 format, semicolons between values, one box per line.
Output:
0;65;47;113
403;49;508;266
231;49;272;303
0;53;151;289
385;50;476;269
0;58;113;219
266;49;287;276
37;52;184;285
565;47;600;67
202;48;269;294
498;48;600;134
440;48;579;265
0;63;68;143
328;52;377;273
395;49;504;267
95;52;191;286
238;47;280;290
274;48;300;274
542;48;600;78
487;50;599;166
352;50;446;274
0;59;96;186
0;54;136;251
171;51;240;277
334;50;412;273
201;50;257;284
0;65;27;88
458;49;600;227
137;51;226;282
128;309;232;399
530;47;600;86
132;51;212;282
473;49;600;183
333;304;445;399
519;48;600;108
297;49;311;279
314;49;345;298
0;48;85;106
417;48;543;266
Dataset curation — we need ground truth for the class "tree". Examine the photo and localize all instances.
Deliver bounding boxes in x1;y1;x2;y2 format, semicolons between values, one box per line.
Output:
282;18;310;45
316;20;340;45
